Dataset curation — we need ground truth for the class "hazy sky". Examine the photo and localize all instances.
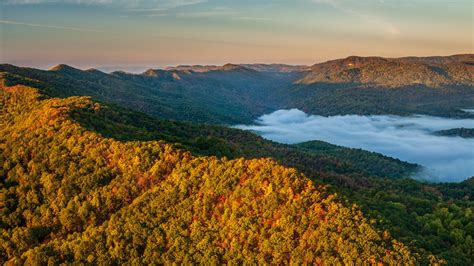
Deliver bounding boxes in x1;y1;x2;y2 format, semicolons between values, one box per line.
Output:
0;0;472;69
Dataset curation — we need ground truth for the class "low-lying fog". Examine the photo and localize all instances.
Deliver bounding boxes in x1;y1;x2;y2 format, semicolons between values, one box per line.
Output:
235;109;474;183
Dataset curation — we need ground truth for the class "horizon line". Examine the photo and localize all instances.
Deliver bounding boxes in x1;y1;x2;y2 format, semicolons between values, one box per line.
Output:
1;52;472;71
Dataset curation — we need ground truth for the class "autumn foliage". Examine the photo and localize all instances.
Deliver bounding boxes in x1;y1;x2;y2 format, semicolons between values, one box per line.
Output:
0;85;415;264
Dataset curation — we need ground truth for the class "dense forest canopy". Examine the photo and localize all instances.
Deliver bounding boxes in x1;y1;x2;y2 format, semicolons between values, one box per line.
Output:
298;55;474;86
1;55;473;264
1;84;417;264
1;80;473;264
434;128;474;138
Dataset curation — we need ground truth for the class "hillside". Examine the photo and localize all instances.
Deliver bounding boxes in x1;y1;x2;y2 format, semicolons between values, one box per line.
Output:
298;55;474;87
434;128;474;138
1;55;473;125
71;97;418;180
286;83;474;118
60;86;474;266
0;84;418;264
398;54;474;65
2;0;473;263
0;63;292;124
1;81;473;264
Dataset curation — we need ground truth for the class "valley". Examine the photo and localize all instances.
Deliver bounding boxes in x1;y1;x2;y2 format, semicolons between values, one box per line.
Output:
1;54;473;126
2;0;472;264
236;109;474;182
1;54;473;264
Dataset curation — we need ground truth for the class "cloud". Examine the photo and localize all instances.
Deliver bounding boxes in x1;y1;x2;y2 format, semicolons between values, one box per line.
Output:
176;11;235;18
3;0;209;19
236;109;474;182
0;19;104;32
462;109;474;114
4;0;113;4
126;8;167;12
310;0;401;36
4;0;208;9
234;17;273;21
175;6;236;18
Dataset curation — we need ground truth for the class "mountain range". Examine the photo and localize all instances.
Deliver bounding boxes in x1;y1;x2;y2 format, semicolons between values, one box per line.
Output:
1;54;473;264
1;54;473;125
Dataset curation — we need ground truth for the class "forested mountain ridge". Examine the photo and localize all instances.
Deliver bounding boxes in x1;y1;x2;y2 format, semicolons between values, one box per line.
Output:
1;54;473;125
0;63;292;124
1;79;473;264
166;63;308;73
298;54;474;87
0;84;418;264
397;54;474;65
434;128;474;138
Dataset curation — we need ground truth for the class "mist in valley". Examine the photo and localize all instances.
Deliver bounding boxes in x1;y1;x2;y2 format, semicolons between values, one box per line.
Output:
236;109;474;182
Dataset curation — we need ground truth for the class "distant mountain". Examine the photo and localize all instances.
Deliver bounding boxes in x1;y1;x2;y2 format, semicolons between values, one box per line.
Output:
241;64;309;73
397;54;474;65
298;55;474;87
49;63;82;72
1;54;473;125
141;68;183;81
0;63;292;124
166;63;307;73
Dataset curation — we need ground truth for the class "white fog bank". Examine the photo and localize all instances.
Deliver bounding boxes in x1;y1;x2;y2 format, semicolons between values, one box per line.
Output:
235;109;474;182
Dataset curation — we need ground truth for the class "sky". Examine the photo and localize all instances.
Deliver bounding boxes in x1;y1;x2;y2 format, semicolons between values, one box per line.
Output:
235;109;474;182
0;0;473;69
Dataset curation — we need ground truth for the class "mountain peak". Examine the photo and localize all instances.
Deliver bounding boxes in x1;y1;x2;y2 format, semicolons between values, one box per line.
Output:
141;68;181;81
143;68;160;77
49;64;79;72
220;64;258;73
222;63;240;70
338;56;387;67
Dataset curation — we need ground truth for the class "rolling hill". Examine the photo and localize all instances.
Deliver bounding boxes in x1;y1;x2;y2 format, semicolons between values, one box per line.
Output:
1;77;473;264
0;63;292;124
1;83;418;264
1;54;473;126
1;55;473;264
298;54;474;87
